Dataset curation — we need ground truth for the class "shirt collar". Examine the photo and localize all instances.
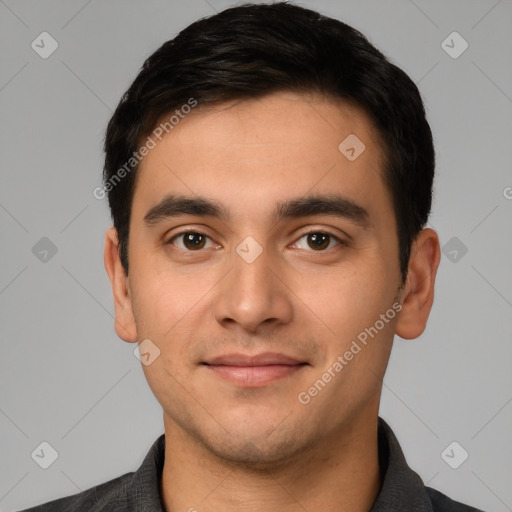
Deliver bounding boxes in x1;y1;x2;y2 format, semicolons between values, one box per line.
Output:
370;417;434;511
127;433;166;511
128;417;433;511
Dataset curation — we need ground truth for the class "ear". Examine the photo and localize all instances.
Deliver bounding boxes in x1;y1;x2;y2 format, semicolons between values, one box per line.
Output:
395;228;441;340
103;227;138;343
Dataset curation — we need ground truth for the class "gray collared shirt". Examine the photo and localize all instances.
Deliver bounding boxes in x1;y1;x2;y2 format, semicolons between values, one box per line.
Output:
19;418;484;511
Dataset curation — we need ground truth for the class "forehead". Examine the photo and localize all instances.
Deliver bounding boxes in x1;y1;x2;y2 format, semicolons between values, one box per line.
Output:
133;91;390;222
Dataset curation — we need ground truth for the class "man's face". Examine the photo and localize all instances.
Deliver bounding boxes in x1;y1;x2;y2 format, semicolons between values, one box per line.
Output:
120;92;403;463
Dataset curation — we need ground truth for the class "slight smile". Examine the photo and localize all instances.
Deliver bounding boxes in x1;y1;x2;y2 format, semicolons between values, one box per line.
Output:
202;352;309;387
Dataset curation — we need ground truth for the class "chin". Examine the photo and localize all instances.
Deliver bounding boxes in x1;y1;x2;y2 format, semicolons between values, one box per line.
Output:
208;434;305;468
199;416;315;469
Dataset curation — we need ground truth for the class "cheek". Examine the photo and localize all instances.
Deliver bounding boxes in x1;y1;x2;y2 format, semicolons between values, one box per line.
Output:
291;273;397;393
128;264;219;376
129;270;191;344
296;258;393;331
131;275;201;408
295;266;397;409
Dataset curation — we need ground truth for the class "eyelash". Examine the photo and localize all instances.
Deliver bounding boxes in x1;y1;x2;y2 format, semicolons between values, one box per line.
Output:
166;229;344;252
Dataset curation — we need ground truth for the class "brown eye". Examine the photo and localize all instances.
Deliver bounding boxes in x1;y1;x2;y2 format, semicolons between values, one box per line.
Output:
293;231;342;252
169;231;214;251
307;233;330;250
183;233;206;250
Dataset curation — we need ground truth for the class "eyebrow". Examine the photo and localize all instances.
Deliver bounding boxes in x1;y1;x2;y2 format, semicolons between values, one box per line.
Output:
143;193;370;228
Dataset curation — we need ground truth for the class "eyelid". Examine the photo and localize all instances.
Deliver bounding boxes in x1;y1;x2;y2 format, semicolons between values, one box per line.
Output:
166;229;219;248
291;229;345;250
166;227;346;253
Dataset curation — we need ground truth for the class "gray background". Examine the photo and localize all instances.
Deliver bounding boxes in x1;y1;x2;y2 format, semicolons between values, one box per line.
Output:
1;1;511;511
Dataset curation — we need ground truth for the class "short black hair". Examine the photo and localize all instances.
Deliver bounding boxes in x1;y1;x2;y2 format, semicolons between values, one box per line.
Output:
103;1;435;282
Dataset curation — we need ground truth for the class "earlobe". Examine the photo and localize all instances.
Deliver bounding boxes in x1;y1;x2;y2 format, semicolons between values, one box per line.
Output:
103;227;138;343
395;228;441;340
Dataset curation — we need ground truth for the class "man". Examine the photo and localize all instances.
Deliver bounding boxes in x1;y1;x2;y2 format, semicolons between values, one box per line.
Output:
21;2;484;511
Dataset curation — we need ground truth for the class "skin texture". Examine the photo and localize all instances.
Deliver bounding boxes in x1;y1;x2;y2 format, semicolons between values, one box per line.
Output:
104;91;441;512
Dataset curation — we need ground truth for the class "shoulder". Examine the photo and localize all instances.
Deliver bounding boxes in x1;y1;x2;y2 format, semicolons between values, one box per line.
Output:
17;472;134;512
427;487;486;512
18;434;166;512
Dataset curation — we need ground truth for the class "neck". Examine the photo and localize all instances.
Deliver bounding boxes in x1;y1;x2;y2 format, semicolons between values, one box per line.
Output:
160;410;381;512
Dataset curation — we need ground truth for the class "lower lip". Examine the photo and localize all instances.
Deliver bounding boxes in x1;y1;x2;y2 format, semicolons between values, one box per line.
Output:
205;364;306;387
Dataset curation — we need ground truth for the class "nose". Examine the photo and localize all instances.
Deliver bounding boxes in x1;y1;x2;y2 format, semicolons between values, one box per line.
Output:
213;244;294;333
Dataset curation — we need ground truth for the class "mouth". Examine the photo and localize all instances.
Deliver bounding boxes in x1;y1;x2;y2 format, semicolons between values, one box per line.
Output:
201;352;309;387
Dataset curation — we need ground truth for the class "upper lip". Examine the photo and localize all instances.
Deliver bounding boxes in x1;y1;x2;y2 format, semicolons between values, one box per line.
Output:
203;352;306;366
